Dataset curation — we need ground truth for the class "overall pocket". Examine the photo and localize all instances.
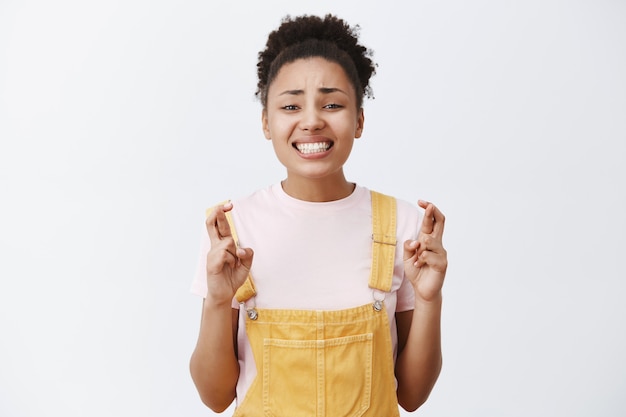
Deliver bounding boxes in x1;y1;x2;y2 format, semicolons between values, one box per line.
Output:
262;333;373;417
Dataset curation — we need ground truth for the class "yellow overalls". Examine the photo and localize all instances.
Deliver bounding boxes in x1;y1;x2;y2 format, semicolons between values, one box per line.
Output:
223;191;401;417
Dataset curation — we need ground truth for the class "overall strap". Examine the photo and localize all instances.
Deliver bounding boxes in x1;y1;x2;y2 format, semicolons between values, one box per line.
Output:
205;204;256;303
369;191;397;292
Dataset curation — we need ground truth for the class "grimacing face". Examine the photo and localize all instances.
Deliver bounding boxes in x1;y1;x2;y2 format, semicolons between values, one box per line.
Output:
261;57;364;195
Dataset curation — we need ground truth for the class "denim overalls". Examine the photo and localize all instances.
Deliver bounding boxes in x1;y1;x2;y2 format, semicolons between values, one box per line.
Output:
224;191;401;417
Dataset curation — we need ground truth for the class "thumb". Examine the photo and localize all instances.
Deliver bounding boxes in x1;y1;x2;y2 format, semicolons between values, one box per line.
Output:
236;247;254;271
403;239;419;264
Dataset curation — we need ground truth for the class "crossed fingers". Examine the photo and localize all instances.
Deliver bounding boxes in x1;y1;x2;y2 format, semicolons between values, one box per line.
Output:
418;199;445;238
206;202;240;268
404;200;447;269
417;200;446;270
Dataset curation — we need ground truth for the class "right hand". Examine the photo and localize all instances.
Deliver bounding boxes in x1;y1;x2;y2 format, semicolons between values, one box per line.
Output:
205;202;254;304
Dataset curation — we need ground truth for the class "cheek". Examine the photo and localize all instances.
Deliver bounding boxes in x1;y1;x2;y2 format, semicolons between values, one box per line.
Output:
267;116;293;137
270;139;294;165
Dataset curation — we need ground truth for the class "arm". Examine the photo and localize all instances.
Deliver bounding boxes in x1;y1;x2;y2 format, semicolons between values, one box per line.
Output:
395;201;447;411
189;202;254;412
190;304;239;411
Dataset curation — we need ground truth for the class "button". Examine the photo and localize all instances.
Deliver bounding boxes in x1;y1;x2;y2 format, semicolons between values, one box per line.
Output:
247;308;258;320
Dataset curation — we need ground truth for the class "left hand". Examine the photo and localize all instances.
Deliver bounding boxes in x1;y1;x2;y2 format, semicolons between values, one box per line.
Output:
403;200;448;302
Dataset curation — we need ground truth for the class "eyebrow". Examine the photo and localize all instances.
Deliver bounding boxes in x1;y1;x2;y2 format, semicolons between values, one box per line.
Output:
278;87;349;96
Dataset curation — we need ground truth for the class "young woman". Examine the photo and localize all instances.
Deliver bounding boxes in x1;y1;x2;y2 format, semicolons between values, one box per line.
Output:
190;14;447;416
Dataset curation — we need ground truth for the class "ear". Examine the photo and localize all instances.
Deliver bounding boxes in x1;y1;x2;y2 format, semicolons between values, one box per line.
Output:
355;108;365;139
262;109;271;140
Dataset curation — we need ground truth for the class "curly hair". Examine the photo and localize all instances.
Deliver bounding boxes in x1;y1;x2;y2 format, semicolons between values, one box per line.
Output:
256;14;376;108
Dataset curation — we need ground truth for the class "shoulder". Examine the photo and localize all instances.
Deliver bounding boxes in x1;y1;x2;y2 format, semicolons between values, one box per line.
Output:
366;187;422;238
365;188;420;217
205;184;278;216
395;197;421;219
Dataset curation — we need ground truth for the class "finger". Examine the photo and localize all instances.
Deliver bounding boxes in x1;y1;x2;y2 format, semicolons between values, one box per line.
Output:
419;235;444;254
415;249;448;272
418;200;435;235
206;245;237;273
205;207;221;242
415;248;432;268
430;204;446;238
206;202;233;243
215;202;234;239
225;247;237;260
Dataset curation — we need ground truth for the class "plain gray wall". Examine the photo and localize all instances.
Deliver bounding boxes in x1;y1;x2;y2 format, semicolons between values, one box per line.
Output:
1;0;625;415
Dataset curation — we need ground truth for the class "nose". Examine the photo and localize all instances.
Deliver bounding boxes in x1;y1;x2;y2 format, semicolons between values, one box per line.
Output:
299;106;324;132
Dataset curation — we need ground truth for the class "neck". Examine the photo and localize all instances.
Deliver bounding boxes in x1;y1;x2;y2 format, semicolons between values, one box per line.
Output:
281;175;355;202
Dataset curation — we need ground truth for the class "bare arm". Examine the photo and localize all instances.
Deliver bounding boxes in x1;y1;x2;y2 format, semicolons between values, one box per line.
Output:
190;304;240;411
395;201;447;411
189;203;254;412
395;299;442;411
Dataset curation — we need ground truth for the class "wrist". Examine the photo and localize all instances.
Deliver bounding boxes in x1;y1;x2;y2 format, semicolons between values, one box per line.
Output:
204;281;237;306
203;292;235;309
413;291;442;313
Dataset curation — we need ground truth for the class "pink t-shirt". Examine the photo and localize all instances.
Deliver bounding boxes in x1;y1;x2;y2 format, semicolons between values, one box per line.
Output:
191;183;422;404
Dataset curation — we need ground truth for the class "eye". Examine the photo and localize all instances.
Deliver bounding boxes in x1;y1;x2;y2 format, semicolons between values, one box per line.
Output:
282;104;299;111
324;103;343;110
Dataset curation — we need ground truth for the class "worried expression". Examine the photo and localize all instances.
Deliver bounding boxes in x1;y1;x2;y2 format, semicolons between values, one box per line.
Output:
262;57;364;184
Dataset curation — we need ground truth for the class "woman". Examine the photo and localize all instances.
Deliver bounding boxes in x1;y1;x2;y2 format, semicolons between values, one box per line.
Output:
190;14;447;416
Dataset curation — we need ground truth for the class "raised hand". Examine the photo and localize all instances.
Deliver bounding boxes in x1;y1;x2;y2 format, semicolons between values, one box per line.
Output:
403;200;447;302
205;202;254;304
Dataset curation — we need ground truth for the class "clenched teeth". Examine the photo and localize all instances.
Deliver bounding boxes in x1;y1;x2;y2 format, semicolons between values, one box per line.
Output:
295;142;331;154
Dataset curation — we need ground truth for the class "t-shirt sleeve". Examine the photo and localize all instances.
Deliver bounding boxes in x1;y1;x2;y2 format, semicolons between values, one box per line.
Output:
394;198;423;312
396;275;416;312
190;224;210;298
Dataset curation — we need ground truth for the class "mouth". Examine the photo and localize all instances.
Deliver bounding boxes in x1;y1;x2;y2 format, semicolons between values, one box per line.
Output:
293;141;333;155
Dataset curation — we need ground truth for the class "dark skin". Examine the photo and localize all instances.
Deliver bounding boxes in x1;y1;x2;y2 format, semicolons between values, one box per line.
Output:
396;200;446;411
190;203;252;411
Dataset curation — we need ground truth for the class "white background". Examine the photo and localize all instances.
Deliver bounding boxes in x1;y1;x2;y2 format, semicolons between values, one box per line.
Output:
1;0;625;416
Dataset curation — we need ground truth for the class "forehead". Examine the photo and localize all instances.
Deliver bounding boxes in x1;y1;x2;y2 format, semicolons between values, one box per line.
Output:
269;57;355;93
